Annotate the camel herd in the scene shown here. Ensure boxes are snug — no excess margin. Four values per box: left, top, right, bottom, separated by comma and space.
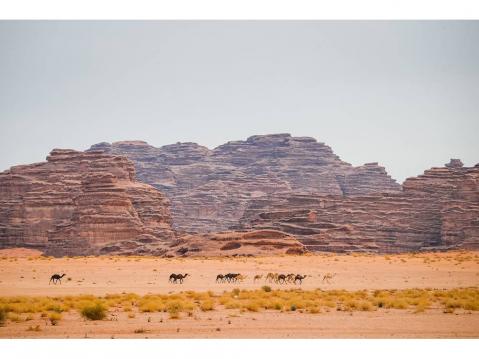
48, 272, 337, 285
216, 273, 247, 283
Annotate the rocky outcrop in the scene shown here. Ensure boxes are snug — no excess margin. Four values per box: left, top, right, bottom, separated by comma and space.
0, 149, 176, 256
89, 134, 400, 233
237, 161, 479, 253
171, 230, 305, 257
2, 135, 476, 255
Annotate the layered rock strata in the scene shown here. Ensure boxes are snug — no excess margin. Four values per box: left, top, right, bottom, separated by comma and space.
171, 230, 305, 257
89, 134, 400, 233
0, 149, 175, 256
237, 160, 479, 253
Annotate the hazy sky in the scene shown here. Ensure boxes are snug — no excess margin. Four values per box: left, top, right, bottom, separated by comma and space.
1, 21, 478, 183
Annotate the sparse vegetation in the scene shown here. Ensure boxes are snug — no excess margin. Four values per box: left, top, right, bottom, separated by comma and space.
80, 303, 107, 321
0, 308, 5, 326
0, 286, 477, 324
48, 312, 62, 325
200, 300, 215, 311
26, 325, 41, 332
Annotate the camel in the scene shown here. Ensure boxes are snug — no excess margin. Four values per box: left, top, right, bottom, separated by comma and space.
225, 273, 241, 283
49, 273, 66, 285
294, 274, 307, 284
235, 274, 247, 283
266, 272, 278, 283
322, 273, 336, 284
169, 273, 189, 284
286, 274, 295, 283
254, 274, 263, 282
216, 274, 225, 283
276, 274, 287, 284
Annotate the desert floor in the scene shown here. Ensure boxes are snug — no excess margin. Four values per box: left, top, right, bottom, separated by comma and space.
0, 249, 478, 338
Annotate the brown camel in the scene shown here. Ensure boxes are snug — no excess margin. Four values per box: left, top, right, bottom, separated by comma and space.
169, 273, 189, 284
49, 273, 66, 285
294, 274, 307, 284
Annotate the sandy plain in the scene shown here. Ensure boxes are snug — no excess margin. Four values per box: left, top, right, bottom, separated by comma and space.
0, 249, 478, 338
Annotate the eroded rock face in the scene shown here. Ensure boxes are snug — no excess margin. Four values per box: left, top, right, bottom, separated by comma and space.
0, 149, 175, 256
171, 230, 305, 257
89, 134, 400, 233
237, 161, 479, 253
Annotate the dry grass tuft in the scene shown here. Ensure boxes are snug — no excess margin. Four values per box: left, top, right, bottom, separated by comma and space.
80, 303, 107, 321
0, 309, 5, 326
200, 300, 215, 312
48, 312, 62, 325
26, 325, 41, 332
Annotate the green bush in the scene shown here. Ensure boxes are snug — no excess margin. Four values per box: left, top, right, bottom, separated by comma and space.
262, 286, 272, 292
80, 303, 107, 320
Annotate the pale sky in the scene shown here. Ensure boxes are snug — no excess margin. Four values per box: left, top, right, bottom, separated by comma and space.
1, 21, 478, 183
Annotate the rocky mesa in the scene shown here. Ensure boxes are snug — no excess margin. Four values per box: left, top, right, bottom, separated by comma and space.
1, 134, 477, 256
0, 149, 176, 256
89, 134, 401, 234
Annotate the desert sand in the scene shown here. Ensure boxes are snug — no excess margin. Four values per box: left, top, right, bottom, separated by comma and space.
0, 250, 478, 338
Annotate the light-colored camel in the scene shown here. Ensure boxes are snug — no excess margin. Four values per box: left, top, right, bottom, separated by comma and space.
322, 273, 336, 283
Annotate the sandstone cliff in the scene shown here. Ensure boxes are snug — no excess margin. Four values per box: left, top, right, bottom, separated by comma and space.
237, 160, 479, 253
0, 149, 176, 256
89, 134, 400, 233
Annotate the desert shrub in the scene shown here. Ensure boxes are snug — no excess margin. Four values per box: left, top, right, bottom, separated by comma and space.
8, 313, 22, 323
290, 304, 297, 311
244, 301, 260, 312
200, 300, 215, 311
46, 303, 65, 313
262, 286, 272, 292
273, 302, 283, 310
48, 312, 62, 326
309, 307, 320, 314
26, 325, 41, 332
166, 301, 184, 319
139, 299, 164, 313
0, 309, 5, 326
80, 303, 107, 320
359, 301, 374, 311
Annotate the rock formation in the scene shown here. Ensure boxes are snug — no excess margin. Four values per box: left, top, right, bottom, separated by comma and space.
0, 149, 176, 256
237, 160, 479, 253
89, 134, 401, 233
172, 230, 305, 257
2, 134, 476, 256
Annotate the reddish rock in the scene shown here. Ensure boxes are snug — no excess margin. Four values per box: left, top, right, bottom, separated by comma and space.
89, 134, 400, 233
174, 230, 305, 256
237, 161, 479, 253
0, 149, 176, 256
